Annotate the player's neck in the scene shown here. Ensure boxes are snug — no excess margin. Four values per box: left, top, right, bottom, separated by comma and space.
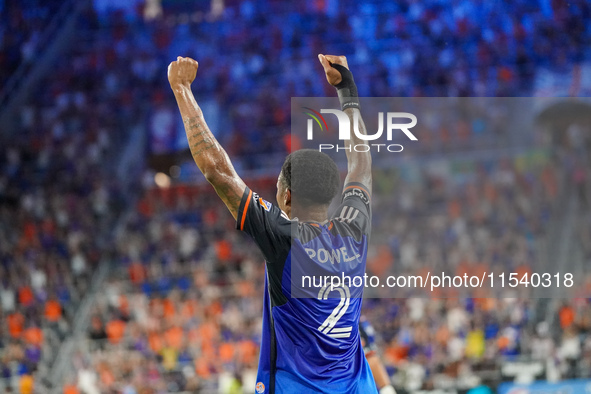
291, 204, 328, 223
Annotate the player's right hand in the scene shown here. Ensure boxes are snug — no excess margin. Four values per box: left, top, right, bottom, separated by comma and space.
318, 54, 349, 86
168, 56, 199, 89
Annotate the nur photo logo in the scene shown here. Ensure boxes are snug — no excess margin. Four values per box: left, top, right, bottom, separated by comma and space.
302, 107, 418, 153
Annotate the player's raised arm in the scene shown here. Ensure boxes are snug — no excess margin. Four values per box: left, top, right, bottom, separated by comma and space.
168, 57, 246, 220
318, 54, 372, 195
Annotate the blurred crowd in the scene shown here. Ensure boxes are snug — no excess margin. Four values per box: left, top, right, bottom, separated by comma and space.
368, 152, 557, 295
0, 0, 590, 393
360, 133, 591, 391
363, 296, 591, 392
81, 0, 591, 165
66, 186, 267, 393
0, 73, 126, 391
0, 0, 65, 89
0, 0, 127, 390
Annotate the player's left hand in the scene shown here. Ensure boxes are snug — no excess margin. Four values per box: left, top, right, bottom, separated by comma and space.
168, 56, 199, 89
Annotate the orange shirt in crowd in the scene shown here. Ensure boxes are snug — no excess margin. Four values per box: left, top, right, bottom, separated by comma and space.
201, 340, 215, 359
560, 305, 575, 329
205, 301, 222, 318
238, 340, 257, 365
19, 286, 34, 306
198, 321, 218, 344
385, 343, 408, 365
105, 319, 126, 344
100, 368, 115, 387
219, 342, 234, 363
237, 280, 255, 298
8, 312, 25, 338
514, 264, 532, 280
215, 239, 232, 261
181, 299, 199, 319
473, 297, 496, 312
128, 262, 146, 284
23, 326, 43, 346
497, 335, 510, 350
165, 326, 184, 350
149, 331, 163, 353
163, 298, 176, 319
195, 357, 211, 379
367, 245, 392, 278
63, 384, 79, 394
45, 299, 62, 322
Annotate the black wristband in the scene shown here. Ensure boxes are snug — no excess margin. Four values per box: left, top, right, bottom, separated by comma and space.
331, 63, 360, 110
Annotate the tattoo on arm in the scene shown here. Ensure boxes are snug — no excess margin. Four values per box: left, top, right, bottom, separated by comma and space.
174, 93, 246, 220
190, 138, 215, 153
213, 180, 243, 218
184, 115, 217, 157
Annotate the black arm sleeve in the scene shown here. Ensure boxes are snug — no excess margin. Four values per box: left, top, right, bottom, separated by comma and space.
330, 182, 372, 239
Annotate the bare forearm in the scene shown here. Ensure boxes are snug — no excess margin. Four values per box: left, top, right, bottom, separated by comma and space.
173, 85, 224, 175
172, 84, 244, 218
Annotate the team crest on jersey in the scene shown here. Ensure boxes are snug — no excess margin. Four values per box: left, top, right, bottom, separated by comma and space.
255, 382, 265, 393
258, 198, 272, 211
252, 193, 272, 212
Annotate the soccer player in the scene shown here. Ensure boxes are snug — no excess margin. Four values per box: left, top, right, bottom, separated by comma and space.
168, 54, 376, 393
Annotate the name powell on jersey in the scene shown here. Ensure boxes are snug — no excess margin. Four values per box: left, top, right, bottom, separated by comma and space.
305, 247, 360, 264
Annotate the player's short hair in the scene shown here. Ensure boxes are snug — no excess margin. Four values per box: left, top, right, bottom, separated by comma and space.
280, 149, 340, 206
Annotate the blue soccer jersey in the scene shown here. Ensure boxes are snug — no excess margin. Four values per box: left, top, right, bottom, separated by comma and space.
236, 182, 377, 394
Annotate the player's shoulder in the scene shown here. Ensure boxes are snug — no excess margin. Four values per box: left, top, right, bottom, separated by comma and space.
237, 188, 292, 239
325, 219, 367, 241
292, 220, 329, 245
252, 191, 290, 220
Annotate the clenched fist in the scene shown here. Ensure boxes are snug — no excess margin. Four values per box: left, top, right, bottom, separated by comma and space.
317, 54, 349, 86
168, 56, 199, 89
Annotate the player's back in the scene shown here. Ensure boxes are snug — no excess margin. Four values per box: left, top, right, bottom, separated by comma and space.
273, 217, 375, 393
236, 183, 376, 394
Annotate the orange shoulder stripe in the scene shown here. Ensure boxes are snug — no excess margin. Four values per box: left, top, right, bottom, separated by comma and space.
240, 189, 253, 231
